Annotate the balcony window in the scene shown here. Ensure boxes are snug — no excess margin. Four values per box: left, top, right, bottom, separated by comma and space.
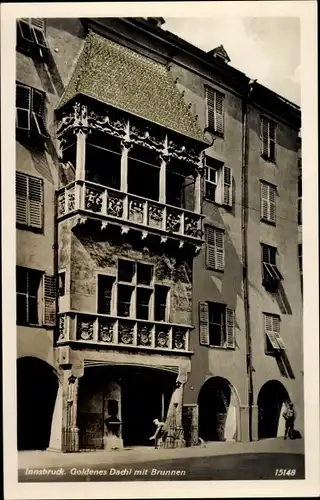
128, 145, 159, 201
117, 284, 133, 317
85, 131, 121, 190
118, 259, 135, 283
166, 159, 195, 210
97, 275, 115, 315
154, 285, 169, 321
136, 288, 152, 320
137, 263, 153, 286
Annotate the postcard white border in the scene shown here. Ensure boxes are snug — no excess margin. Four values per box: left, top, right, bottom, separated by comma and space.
1, 1, 319, 498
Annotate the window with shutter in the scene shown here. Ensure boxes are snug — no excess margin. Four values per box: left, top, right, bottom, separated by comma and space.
261, 244, 282, 287
17, 18, 48, 57
16, 266, 42, 325
206, 87, 224, 136
260, 181, 276, 224
200, 302, 235, 349
206, 227, 225, 271
199, 302, 209, 345
16, 83, 48, 139
264, 313, 285, 352
44, 275, 56, 326
16, 172, 43, 230
261, 117, 276, 161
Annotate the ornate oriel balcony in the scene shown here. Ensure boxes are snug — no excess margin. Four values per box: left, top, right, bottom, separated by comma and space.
57, 180, 202, 241
57, 312, 191, 354
56, 101, 206, 248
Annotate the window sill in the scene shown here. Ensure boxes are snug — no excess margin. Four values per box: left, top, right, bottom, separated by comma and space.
260, 218, 276, 227
205, 265, 224, 273
261, 154, 276, 164
205, 128, 224, 139
201, 343, 235, 350
16, 223, 44, 234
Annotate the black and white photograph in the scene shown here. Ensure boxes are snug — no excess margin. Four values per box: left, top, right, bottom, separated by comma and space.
1, 1, 318, 499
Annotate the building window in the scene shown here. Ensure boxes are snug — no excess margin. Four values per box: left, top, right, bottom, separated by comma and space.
97, 275, 115, 315
154, 285, 169, 321
199, 302, 235, 348
260, 181, 276, 224
264, 313, 286, 354
117, 284, 133, 317
16, 172, 43, 230
261, 116, 276, 161
205, 226, 225, 271
16, 83, 48, 140
17, 18, 48, 58
204, 157, 232, 207
16, 267, 42, 326
261, 244, 283, 291
298, 173, 302, 225
206, 87, 224, 136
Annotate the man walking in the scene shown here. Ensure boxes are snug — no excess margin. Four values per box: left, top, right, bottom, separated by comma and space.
283, 402, 296, 439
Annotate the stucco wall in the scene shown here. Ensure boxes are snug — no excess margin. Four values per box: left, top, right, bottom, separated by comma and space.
16, 19, 85, 362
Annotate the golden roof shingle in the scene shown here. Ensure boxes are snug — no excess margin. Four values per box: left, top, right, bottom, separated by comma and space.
58, 31, 207, 143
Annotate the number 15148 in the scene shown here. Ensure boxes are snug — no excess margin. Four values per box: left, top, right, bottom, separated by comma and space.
275, 469, 296, 477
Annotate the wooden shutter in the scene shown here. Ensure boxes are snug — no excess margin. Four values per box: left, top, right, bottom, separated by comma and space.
16, 84, 31, 131
199, 302, 209, 345
269, 184, 276, 223
16, 172, 28, 225
225, 307, 235, 348
261, 182, 269, 220
206, 87, 215, 131
206, 88, 224, 134
44, 275, 56, 325
269, 121, 276, 160
215, 91, 224, 135
31, 18, 45, 30
32, 89, 48, 137
28, 176, 43, 228
261, 117, 269, 157
264, 314, 285, 350
222, 165, 232, 206
206, 227, 224, 270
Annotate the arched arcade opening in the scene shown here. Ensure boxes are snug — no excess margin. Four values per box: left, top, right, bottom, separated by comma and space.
257, 380, 290, 439
198, 376, 239, 442
17, 357, 59, 450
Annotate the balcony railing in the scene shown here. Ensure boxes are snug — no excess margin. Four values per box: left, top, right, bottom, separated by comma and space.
57, 181, 203, 240
58, 312, 191, 354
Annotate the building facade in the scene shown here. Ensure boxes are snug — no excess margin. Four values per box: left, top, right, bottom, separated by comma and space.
16, 17, 303, 452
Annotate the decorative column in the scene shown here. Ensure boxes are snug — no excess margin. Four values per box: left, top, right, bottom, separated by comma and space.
120, 136, 132, 221
75, 130, 87, 181
159, 137, 169, 204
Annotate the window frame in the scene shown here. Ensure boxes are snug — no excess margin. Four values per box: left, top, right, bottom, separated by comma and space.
17, 18, 48, 58
16, 171, 44, 232
199, 301, 235, 349
96, 259, 170, 322
261, 116, 277, 162
16, 266, 43, 326
261, 243, 283, 286
16, 83, 48, 140
263, 312, 286, 354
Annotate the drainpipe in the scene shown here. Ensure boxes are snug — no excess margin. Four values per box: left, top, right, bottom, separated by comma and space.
241, 79, 256, 441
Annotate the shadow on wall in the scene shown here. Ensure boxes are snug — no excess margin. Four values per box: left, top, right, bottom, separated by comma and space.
275, 351, 295, 379
272, 281, 293, 315
33, 52, 64, 97
17, 140, 54, 184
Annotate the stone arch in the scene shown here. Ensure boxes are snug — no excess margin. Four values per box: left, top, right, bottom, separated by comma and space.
17, 357, 59, 450
198, 376, 240, 442
257, 380, 290, 439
